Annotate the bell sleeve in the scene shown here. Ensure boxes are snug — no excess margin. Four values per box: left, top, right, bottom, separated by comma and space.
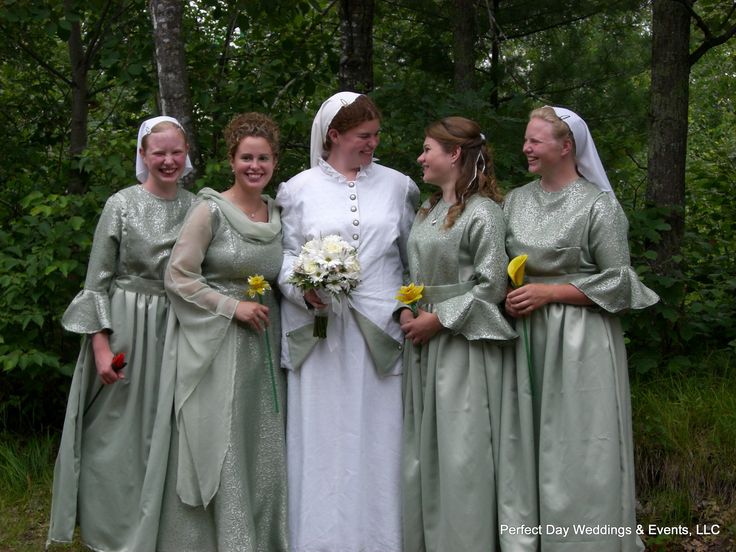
573, 193, 660, 313
61, 193, 123, 334
164, 199, 240, 507
434, 201, 518, 341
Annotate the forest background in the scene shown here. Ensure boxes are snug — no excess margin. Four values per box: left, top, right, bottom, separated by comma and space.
0, 0, 734, 549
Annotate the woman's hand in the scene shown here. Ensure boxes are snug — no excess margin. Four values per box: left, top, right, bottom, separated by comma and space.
91, 331, 124, 385
304, 289, 328, 310
399, 308, 415, 326
235, 301, 270, 332
400, 309, 443, 345
505, 283, 592, 317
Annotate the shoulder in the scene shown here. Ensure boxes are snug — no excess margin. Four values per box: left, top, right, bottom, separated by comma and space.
102, 185, 141, 215
465, 195, 505, 230
282, 166, 324, 189
468, 194, 503, 217
367, 163, 419, 198
177, 187, 197, 204
276, 167, 323, 204
369, 162, 413, 184
108, 183, 142, 203
589, 189, 626, 226
571, 179, 621, 214
504, 180, 538, 203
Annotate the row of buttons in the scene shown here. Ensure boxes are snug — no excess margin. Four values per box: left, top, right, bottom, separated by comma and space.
349, 183, 359, 241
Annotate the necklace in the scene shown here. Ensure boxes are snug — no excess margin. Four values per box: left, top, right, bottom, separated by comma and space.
429, 200, 449, 225
245, 201, 265, 219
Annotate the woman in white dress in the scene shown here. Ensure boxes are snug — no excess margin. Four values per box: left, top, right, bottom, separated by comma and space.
277, 92, 419, 552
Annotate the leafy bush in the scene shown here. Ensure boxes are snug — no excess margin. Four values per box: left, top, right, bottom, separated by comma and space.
0, 188, 107, 431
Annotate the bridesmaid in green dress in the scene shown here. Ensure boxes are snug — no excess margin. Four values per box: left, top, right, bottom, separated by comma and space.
47, 116, 195, 551
504, 106, 659, 551
400, 117, 536, 552
157, 112, 288, 551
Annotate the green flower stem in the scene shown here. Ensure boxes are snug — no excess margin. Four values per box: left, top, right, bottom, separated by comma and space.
258, 296, 279, 413
521, 316, 534, 398
314, 313, 328, 338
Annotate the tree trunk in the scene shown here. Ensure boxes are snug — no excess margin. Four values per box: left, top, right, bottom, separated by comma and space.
453, 0, 476, 93
646, 0, 691, 273
149, 0, 198, 185
66, 0, 88, 195
338, 0, 374, 93
490, 0, 500, 107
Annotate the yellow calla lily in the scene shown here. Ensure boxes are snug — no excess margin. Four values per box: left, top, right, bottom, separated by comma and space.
507, 254, 528, 288
396, 283, 424, 306
246, 274, 272, 298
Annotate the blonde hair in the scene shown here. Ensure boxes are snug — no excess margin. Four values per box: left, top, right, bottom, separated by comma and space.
140, 121, 187, 151
529, 106, 576, 155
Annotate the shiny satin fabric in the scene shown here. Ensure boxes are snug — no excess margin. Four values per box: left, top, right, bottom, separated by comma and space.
402, 196, 537, 552
504, 178, 658, 551
48, 184, 194, 552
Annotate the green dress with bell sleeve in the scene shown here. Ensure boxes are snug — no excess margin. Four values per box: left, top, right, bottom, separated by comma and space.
47, 184, 194, 552
503, 178, 658, 552
402, 195, 537, 552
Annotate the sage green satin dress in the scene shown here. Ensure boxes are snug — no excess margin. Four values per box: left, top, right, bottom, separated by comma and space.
503, 179, 659, 551
157, 188, 288, 552
47, 184, 194, 551
402, 196, 537, 552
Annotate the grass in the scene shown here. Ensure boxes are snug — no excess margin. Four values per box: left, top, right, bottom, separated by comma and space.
632, 351, 736, 549
0, 433, 85, 551
1, 353, 735, 550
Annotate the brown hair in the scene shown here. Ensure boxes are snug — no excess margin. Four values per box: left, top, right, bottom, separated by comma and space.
420, 116, 502, 228
224, 112, 280, 161
529, 106, 576, 155
141, 121, 187, 151
323, 95, 382, 156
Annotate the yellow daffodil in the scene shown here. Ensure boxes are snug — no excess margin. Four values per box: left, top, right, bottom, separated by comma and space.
396, 283, 424, 316
246, 275, 272, 298
396, 283, 424, 306
507, 254, 528, 288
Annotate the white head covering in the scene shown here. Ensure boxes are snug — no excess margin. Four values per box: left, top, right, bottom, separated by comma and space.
309, 92, 361, 168
135, 115, 194, 183
551, 106, 613, 194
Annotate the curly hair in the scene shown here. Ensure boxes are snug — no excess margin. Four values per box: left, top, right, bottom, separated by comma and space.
419, 116, 502, 229
224, 112, 280, 161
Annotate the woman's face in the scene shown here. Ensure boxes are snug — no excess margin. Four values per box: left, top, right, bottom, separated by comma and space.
230, 136, 276, 192
140, 127, 188, 189
328, 118, 380, 168
523, 117, 568, 176
417, 136, 458, 187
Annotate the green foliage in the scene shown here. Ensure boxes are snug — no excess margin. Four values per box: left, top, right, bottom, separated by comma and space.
0, 189, 107, 431
0, 0, 733, 427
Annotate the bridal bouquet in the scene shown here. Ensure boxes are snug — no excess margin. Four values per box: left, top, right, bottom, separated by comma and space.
288, 234, 361, 338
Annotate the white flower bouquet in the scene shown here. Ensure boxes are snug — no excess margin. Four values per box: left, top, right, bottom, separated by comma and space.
288, 234, 361, 337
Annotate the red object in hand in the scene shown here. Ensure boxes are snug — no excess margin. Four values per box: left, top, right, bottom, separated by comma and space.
111, 352, 127, 371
